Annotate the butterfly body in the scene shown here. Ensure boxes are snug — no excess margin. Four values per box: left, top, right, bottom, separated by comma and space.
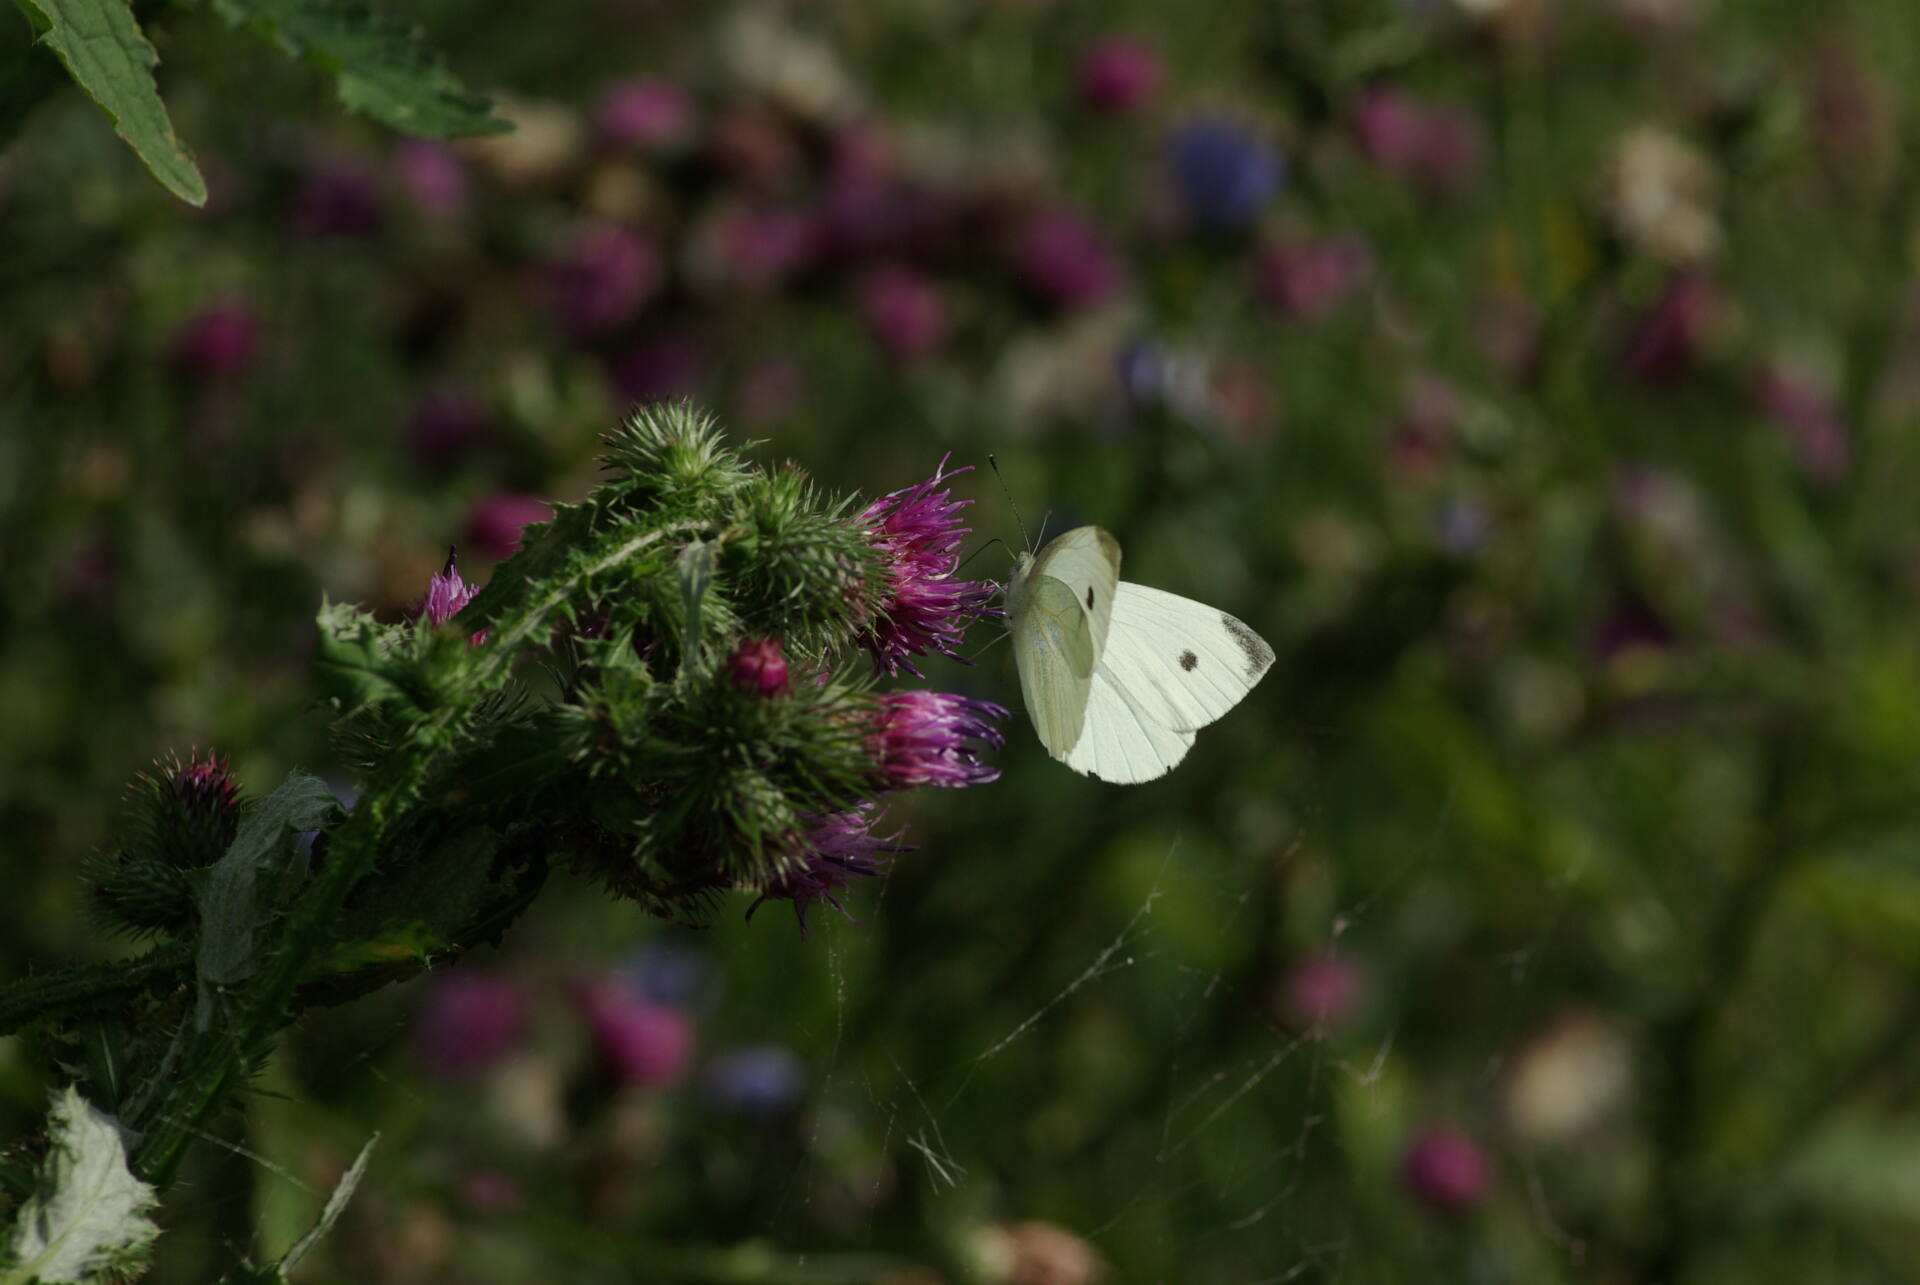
1006, 525, 1273, 783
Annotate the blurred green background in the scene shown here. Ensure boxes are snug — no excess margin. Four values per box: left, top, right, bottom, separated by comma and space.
10, 0, 1920, 1280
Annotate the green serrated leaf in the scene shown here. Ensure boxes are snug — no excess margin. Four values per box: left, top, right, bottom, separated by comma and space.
678, 538, 718, 663
195, 771, 340, 1025
2, 1086, 159, 1285
314, 598, 410, 711
13, 0, 207, 204
193, 0, 507, 137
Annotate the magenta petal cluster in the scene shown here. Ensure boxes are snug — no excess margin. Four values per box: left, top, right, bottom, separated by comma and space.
1401, 1126, 1492, 1216
874, 690, 1006, 789
414, 972, 527, 1079
857, 458, 998, 676
581, 980, 694, 1087
727, 637, 791, 697
751, 805, 913, 934
421, 550, 480, 627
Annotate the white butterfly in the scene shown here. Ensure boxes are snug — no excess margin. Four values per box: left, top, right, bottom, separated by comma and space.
1005, 525, 1274, 783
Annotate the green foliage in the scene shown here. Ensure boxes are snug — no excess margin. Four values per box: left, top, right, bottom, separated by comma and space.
0, 1087, 157, 1285
190, 0, 508, 138
215, 1135, 375, 1283
10, 0, 205, 204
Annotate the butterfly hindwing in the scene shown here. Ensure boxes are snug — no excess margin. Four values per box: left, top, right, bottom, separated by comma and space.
1063, 663, 1197, 783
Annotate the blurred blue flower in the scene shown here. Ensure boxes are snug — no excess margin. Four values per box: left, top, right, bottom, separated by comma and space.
1165, 118, 1285, 231
622, 939, 724, 1013
1117, 339, 1168, 405
703, 1043, 807, 1115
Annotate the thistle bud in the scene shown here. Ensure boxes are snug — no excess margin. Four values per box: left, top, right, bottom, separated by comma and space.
727, 637, 790, 697
89, 751, 245, 935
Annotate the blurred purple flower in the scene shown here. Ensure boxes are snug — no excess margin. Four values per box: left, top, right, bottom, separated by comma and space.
857, 458, 998, 675
751, 805, 912, 933
1117, 339, 1169, 406
1252, 234, 1373, 320
606, 333, 704, 404
595, 78, 695, 151
170, 304, 260, 381
581, 980, 694, 1087
873, 691, 1006, 790
544, 223, 661, 338
290, 160, 383, 239
392, 140, 469, 221
1281, 953, 1365, 1030
1165, 118, 1285, 231
711, 205, 820, 293
728, 637, 791, 697
1016, 208, 1123, 310
406, 387, 491, 472
1076, 36, 1161, 114
1623, 271, 1718, 385
415, 973, 527, 1079
622, 940, 722, 1013
1755, 364, 1850, 484
1401, 1127, 1492, 1215
1351, 88, 1484, 198
857, 264, 949, 363
703, 1044, 808, 1114
464, 493, 551, 561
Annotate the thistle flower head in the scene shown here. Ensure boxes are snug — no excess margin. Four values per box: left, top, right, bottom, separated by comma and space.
750, 805, 913, 934
420, 548, 480, 628
857, 458, 998, 675
873, 691, 1006, 790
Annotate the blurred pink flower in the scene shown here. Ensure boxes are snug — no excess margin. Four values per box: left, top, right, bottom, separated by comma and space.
1351, 88, 1485, 198
1755, 363, 1850, 484
1016, 208, 1123, 310
1623, 272, 1719, 384
1076, 37, 1161, 114
415, 973, 527, 1079
857, 264, 949, 363
392, 140, 469, 221
1252, 234, 1372, 320
581, 981, 694, 1087
595, 78, 694, 151
543, 223, 661, 338
1281, 953, 1365, 1029
1401, 1127, 1492, 1215
464, 493, 551, 561
457, 1170, 524, 1214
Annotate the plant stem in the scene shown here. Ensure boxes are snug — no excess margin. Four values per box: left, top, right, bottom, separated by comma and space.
0, 941, 193, 1038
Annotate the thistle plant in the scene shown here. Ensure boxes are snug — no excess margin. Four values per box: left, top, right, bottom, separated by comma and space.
0, 404, 1002, 1280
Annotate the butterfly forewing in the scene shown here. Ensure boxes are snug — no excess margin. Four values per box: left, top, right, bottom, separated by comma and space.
1030, 526, 1121, 663
1097, 582, 1275, 733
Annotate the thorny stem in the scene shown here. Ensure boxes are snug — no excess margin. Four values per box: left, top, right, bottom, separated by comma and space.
0, 941, 194, 1038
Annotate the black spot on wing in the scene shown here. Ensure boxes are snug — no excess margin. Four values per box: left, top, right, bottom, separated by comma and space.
1085, 586, 1096, 609
1179, 649, 1198, 671
1221, 613, 1274, 679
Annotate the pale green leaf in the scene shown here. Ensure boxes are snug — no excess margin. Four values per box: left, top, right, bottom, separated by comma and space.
282, 1133, 375, 1269
678, 538, 717, 662
2, 1086, 159, 1285
13, 0, 206, 204
194, 0, 508, 137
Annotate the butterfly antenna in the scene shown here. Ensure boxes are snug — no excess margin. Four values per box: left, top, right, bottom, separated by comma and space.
956, 537, 1011, 575
1035, 508, 1052, 549
987, 455, 1032, 551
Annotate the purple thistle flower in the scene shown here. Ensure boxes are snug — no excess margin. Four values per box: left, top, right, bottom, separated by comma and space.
750, 805, 913, 934
1076, 36, 1162, 114
392, 139, 470, 221
168, 750, 242, 820
873, 691, 1006, 790
703, 1044, 807, 1115
1401, 1126, 1492, 1216
857, 459, 999, 676
170, 303, 261, 381
1016, 208, 1124, 311
1165, 118, 1285, 232
580, 979, 694, 1087
419, 549, 484, 645
596, 78, 695, 151
414, 972, 527, 1079
543, 223, 662, 338
464, 493, 551, 561
728, 637, 791, 697
857, 263, 949, 363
